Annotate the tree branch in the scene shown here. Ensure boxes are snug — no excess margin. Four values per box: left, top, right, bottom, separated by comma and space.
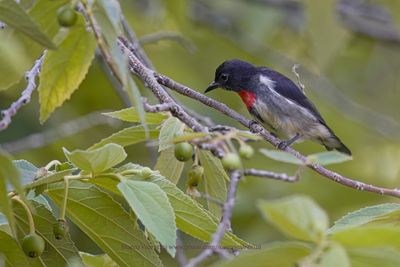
243, 168, 299, 182
152, 69, 400, 198
185, 170, 241, 267
0, 52, 45, 132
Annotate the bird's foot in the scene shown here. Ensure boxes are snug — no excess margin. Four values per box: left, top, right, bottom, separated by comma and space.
277, 141, 289, 150
249, 120, 261, 133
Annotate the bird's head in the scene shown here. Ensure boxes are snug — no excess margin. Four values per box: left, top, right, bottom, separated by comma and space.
205, 59, 257, 93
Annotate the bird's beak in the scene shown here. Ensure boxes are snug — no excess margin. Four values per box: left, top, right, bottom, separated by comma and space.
205, 82, 219, 93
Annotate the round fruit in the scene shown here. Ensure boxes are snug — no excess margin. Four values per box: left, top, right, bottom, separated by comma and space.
53, 219, 68, 240
187, 165, 204, 187
21, 233, 45, 258
57, 6, 77, 27
174, 142, 193, 162
221, 153, 241, 170
141, 167, 153, 178
239, 145, 254, 159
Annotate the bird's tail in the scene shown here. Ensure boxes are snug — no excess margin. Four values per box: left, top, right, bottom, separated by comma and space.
322, 134, 352, 156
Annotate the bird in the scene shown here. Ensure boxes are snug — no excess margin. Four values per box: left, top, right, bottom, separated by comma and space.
205, 59, 351, 156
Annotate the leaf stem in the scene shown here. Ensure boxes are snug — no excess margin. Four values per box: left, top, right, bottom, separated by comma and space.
11, 195, 35, 234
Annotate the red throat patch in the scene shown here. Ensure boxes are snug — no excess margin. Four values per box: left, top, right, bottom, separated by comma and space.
238, 90, 256, 109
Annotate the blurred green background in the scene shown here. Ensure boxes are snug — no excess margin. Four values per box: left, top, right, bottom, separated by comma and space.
1, 0, 400, 263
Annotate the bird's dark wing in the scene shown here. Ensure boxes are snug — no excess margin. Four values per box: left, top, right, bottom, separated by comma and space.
258, 67, 327, 125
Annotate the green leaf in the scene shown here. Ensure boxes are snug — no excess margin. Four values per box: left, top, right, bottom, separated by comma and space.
328, 203, 400, 234
307, 151, 352, 166
0, 0, 56, 49
0, 149, 19, 236
38, 23, 96, 123
0, 230, 31, 266
23, 169, 75, 191
63, 143, 127, 174
214, 241, 310, 267
331, 226, 400, 249
198, 150, 227, 218
90, 170, 250, 248
347, 247, 400, 267
173, 132, 209, 143
80, 252, 117, 267
13, 160, 38, 186
89, 125, 160, 150
257, 195, 329, 242
259, 149, 303, 165
46, 181, 162, 267
103, 108, 168, 124
158, 117, 183, 151
154, 148, 184, 184
0, 0, 68, 90
12, 200, 82, 266
118, 180, 177, 257
319, 243, 350, 267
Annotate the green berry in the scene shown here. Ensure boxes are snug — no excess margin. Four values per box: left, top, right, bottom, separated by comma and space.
239, 145, 254, 159
174, 142, 193, 162
141, 167, 153, 178
21, 233, 45, 258
53, 219, 68, 240
187, 165, 204, 187
57, 6, 77, 27
221, 153, 241, 171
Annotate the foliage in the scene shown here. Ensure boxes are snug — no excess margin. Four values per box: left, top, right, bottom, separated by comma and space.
1, 0, 400, 266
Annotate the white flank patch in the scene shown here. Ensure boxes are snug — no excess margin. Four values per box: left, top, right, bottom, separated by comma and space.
259, 75, 276, 90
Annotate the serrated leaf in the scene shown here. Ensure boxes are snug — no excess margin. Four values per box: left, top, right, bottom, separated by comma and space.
118, 180, 177, 257
158, 117, 183, 151
103, 108, 168, 124
0, 0, 68, 90
257, 195, 329, 242
198, 150, 227, 218
331, 226, 400, 249
328, 203, 400, 234
307, 151, 352, 166
89, 125, 159, 150
259, 149, 303, 165
154, 148, 184, 184
80, 252, 118, 267
90, 170, 251, 248
0, 230, 31, 266
46, 181, 162, 267
214, 241, 310, 267
12, 200, 82, 266
0, 149, 19, 236
0, 0, 56, 49
23, 169, 74, 191
63, 143, 127, 174
13, 160, 38, 186
347, 247, 400, 267
319, 243, 350, 267
39, 23, 96, 123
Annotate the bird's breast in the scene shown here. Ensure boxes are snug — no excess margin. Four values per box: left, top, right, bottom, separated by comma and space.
238, 90, 256, 109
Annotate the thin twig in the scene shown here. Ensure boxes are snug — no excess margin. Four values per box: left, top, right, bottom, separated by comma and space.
0, 52, 46, 132
243, 168, 299, 182
292, 64, 305, 93
185, 170, 241, 267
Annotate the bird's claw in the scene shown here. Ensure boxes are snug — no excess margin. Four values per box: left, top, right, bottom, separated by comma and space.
277, 141, 289, 150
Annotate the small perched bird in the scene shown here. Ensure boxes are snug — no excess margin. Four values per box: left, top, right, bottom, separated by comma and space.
205, 59, 351, 155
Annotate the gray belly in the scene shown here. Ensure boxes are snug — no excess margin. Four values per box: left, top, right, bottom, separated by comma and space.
254, 97, 331, 141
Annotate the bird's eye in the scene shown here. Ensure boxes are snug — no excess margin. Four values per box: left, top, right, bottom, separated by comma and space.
220, 73, 229, 82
